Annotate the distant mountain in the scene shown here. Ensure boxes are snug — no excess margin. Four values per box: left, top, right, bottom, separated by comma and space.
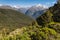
0, 8, 34, 31
17, 7, 29, 14
0, 5, 17, 10
0, 5, 29, 14
25, 4, 47, 19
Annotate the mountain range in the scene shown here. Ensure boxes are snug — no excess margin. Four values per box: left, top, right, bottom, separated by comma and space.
25, 4, 47, 19
0, 4, 48, 19
17, 7, 29, 14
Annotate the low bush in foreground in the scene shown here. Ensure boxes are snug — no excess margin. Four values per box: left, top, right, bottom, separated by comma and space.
0, 25, 60, 40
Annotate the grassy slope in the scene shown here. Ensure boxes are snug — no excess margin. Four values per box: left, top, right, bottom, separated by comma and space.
0, 8, 34, 31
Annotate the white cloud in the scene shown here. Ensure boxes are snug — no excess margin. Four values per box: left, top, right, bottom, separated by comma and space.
45, 2, 55, 8
0, 4, 3, 6
11, 5, 31, 8
45, 1, 56, 5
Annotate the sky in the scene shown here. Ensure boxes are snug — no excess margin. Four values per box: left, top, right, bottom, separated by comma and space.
0, 0, 57, 8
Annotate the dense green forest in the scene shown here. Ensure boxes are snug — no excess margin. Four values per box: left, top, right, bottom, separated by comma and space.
0, 1, 60, 40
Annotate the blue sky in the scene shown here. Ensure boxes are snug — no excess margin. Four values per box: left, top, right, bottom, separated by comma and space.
0, 0, 57, 7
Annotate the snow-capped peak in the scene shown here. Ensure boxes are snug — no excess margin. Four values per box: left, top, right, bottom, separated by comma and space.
36, 4, 43, 7
12, 5, 21, 8
35, 4, 48, 9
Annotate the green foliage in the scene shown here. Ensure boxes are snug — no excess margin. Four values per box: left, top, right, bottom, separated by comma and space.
36, 10, 53, 26
35, 2, 60, 40
48, 23, 60, 33
0, 25, 59, 40
36, 2, 60, 26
